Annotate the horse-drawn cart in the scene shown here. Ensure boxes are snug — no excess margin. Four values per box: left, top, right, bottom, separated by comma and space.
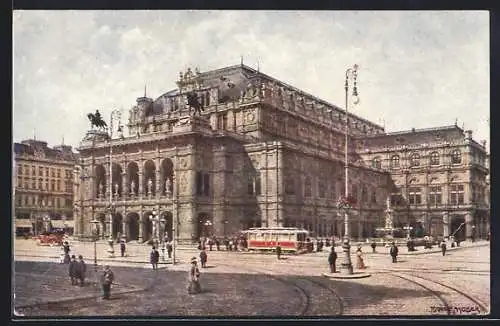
34, 231, 65, 246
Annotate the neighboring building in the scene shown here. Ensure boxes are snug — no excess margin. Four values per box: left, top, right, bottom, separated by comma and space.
74, 64, 489, 244
357, 127, 490, 241
13, 139, 79, 236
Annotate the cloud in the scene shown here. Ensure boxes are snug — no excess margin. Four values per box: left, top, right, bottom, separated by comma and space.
12, 10, 489, 151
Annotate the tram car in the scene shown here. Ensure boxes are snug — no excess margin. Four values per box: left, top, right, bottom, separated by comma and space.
244, 227, 309, 253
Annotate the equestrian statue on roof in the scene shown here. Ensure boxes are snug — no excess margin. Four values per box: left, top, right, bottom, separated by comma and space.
87, 110, 108, 130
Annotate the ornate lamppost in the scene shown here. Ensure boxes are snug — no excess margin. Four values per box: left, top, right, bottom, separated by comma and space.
338, 64, 360, 275
90, 218, 99, 280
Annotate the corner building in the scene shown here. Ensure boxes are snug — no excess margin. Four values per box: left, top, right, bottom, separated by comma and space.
74, 65, 489, 243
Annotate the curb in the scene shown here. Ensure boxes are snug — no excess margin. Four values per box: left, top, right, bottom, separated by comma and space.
322, 272, 371, 279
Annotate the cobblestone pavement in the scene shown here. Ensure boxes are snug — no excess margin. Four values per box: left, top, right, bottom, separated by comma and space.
13, 239, 490, 317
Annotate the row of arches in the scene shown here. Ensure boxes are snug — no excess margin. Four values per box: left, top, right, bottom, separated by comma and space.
92, 212, 214, 242
94, 158, 174, 198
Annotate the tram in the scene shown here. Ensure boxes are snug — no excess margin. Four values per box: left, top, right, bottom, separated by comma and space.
243, 227, 309, 253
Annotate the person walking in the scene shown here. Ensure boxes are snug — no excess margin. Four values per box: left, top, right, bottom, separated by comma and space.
440, 240, 447, 256
276, 244, 282, 260
167, 241, 173, 259
390, 241, 399, 263
101, 265, 114, 300
328, 246, 337, 273
150, 246, 160, 270
68, 255, 78, 285
371, 240, 377, 253
77, 255, 86, 286
199, 249, 208, 268
356, 246, 366, 269
120, 239, 126, 257
63, 241, 71, 264
187, 257, 201, 294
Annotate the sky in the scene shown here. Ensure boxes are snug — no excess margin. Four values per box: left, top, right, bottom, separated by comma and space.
13, 10, 490, 150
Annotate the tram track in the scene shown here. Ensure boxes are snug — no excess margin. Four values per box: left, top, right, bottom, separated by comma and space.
387, 271, 487, 315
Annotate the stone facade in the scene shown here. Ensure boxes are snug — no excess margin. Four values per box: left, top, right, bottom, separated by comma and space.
13, 140, 78, 235
74, 64, 489, 243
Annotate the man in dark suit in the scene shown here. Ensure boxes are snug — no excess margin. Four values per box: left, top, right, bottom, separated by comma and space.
328, 247, 337, 273
390, 242, 399, 263
150, 246, 160, 270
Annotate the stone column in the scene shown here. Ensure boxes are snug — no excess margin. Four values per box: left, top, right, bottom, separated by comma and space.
465, 211, 473, 240
138, 172, 144, 198
122, 172, 128, 199
138, 214, 144, 242
442, 211, 449, 237
155, 169, 161, 198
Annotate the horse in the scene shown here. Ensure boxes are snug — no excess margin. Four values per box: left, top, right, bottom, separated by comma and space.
186, 92, 204, 116
87, 110, 108, 130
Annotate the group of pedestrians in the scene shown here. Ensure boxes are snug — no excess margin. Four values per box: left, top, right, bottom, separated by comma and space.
68, 255, 87, 286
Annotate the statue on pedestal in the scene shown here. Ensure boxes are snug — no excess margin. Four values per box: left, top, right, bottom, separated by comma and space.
130, 180, 136, 196
165, 178, 172, 197
148, 179, 153, 195
114, 183, 119, 197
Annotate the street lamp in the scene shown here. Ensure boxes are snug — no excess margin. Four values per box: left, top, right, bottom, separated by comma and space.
107, 109, 122, 257
90, 219, 99, 280
339, 64, 360, 275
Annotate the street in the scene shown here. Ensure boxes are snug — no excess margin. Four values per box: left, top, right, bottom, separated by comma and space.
13, 239, 490, 316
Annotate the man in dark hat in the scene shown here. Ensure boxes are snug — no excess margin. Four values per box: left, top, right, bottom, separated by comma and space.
328, 246, 337, 273
68, 255, 78, 285
150, 246, 160, 270
390, 241, 399, 263
120, 238, 126, 257
199, 249, 208, 268
77, 255, 87, 286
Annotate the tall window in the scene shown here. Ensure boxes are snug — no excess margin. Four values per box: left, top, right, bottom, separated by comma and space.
429, 185, 442, 205
351, 184, 358, 202
372, 157, 382, 169
18, 165, 23, 175
362, 186, 368, 203
285, 175, 295, 195
203, 173, 210, 196
391, 155, 400, 169
217, 112, 228, 130
371, 190, 377, 203
430, 152, 440, 166
318, 179, 326, 198
57, 170, 61, 178
304, 177, 312, 197
39, 167, 43, 176
410, 153, 420, 167
391, 193, 402, 206
247, 173, 261, 195
450, 184, 464, 205
451, 150, 462, 164
32, 166, 36, 176
408, 187, 422, 205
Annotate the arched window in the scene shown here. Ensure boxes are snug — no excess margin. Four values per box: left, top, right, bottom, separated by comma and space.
318, 179, 326, 198
430, 152, 440, 166
451, 150, 462, 164
372, 157, 382, 169
205, 91, 210, 106
410, 153, 420, 167
362, 186, 368, 203
391, 155, 400, 169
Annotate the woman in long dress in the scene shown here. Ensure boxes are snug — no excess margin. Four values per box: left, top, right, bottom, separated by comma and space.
356, 246, 366, 269
187, 257, 201, 294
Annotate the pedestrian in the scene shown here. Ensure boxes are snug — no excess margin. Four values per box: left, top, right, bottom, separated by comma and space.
167, 241, 173, 259
440, 240, 447, 256
59, 246, 66, 264
200, 249, 208, 268
215, 238, 220, 251
208, 239, 213, 251
63, 241, 71, 264
328, 246, 337, 273
187, 257, 201, 294
276, 244, 282, 260
120, 239, 126, 257
356, 246, 366, 269
101, 265, 114, 300
77, 255, 86, 286
390, 241, 399, 263
371, 240, 377, 253
68, 255, 78, 285
150, 246, 160, 270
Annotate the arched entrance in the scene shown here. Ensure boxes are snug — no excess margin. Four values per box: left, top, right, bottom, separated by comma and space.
161, 211, 174, 241
450, 215, 466, 241
113, 213, 123, 239
428, 217, 444, 238
196, 213, 212, 240
142, 212, 153, 242
126, 212, 139, 241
